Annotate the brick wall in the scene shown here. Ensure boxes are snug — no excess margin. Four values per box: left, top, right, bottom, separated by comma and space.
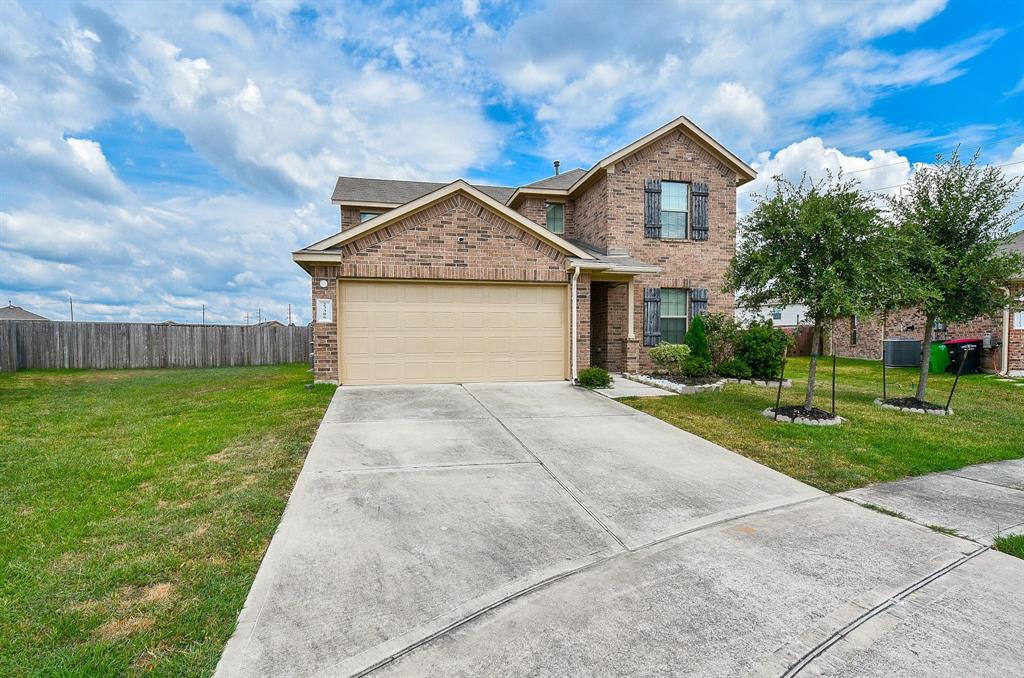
833, 306, 1005, 370
338, 194, 567, 282
309, 264, 340, 383
1008, 282, 1024, 374
580, 130, 738, 372
575, 272, 591, 372
571, 174, 609, 250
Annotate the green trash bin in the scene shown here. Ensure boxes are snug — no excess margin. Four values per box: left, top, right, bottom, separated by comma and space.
929, 340, 950, 373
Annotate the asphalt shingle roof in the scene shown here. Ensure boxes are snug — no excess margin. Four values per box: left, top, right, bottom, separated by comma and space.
0, 304, 49, 320
523, 168, 587, 190
1000, 230, 1024, 256
332, 177, 515, 205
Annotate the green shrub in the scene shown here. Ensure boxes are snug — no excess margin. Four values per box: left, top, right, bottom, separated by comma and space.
703, 312, 742, 367
735, 322, 792, 380
577, 366, 613, 389
717, 357, 752, 379
684, 314, 712, 362
649, 342, 691, 375
680, 355, 713, 378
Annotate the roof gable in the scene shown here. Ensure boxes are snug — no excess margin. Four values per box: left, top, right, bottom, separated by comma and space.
569, 115, 756, 191
301, 180, 593, 260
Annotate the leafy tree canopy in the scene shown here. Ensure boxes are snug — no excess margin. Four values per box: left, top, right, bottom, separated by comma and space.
726, 173, 891, 327
886, 148, 1024, 323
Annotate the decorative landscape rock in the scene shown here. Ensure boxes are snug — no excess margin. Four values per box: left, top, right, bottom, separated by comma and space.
623, 373, 727, 395
874, 397, 951, 416
762, 406, 844, 426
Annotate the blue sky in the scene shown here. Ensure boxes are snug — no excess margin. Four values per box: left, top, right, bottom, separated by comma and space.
2, 0, 1022, 323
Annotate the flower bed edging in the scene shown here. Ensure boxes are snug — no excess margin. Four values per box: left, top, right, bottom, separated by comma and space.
725, 378, 792, 388
873, 398, 951, 416
761, 407, 844, 426
623, 373, 727, 395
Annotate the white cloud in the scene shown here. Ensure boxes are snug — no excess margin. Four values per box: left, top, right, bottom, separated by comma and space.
462, 0, 480, 20
740, 138, 914, 217
703, 82, 769, 135
489, 0, 993, 164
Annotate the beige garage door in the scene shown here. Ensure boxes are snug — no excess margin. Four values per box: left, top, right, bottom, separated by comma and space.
339, 280, 567, 385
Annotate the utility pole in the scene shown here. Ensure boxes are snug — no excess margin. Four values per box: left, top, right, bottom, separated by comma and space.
288, 303, 292, 325
257, 307, 261, 324
69, 295, 74, 321
245, 312, 250, 325
202, 303, 206, 325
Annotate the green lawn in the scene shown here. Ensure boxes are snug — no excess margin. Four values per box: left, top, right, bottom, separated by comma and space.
624, 357, 1023, 493
993, 534, 1024, 560
0, 365, 335, 677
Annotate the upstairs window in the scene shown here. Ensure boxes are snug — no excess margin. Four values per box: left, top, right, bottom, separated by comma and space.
1014, 310, 1024, 330
660, 288, 688, 344
660, 181, 689, 239
359, 211, 381, 223
545, 202, 565, 235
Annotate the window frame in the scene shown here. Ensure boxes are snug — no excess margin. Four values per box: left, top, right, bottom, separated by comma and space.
659, 181, 689, 239
659, 288, 689, 344
1014, 310, 1024, 330
545, 201, 565, 235
359, 211, 382, 223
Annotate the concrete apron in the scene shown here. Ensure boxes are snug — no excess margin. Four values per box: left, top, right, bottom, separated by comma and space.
215, 382, 1024, 678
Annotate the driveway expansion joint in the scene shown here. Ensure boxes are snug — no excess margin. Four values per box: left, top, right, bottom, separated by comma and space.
353, 494, 837, 678
779, 544, 991, 677
305, 460, 541, 475
460, 384, 631, 551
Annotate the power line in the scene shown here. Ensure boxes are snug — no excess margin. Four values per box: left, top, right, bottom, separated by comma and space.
860, 159, 1024, 194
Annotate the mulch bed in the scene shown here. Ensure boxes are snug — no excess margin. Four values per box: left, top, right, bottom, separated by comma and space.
876, 397, 950, 415
770, 406, 836, 421
882, 397, 945, 411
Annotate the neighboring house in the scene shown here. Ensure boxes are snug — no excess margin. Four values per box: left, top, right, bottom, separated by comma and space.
0, 304, 49, 321
738, 303, 810, 328
832, 230, 1024, 375
292, 116, 755, 385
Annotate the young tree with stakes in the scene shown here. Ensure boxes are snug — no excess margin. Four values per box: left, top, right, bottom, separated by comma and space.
727, 173, 889, 413
885, 149, 1023, 403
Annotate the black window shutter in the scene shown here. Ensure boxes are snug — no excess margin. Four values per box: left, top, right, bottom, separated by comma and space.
643, 287, 661, 346
690, 288, 708, 317
644, 179, 662, 238
691, 181, 709, 241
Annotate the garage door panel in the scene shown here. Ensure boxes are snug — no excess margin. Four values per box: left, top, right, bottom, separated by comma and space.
340, 281, 566, 385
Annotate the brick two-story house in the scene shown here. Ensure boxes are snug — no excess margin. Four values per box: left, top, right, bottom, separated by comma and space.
292, 116, 756, 385
832, 230, 1024, 375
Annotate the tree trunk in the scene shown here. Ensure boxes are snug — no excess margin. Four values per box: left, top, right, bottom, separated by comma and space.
915, 315, 934, 402
805, 320, 822, 410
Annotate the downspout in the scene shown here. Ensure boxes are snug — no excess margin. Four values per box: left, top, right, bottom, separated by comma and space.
571, 265, 580, 383
1001, 287, 1010, 375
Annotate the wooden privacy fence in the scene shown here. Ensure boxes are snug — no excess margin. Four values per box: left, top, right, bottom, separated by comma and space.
0, 320, 311, 372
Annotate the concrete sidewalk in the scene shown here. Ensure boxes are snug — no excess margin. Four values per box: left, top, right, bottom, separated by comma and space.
215, 382, 1024, 678
839, 459, 1024, 543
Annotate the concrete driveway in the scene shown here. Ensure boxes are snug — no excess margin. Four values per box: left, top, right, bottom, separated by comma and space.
216, 382, 1024, 678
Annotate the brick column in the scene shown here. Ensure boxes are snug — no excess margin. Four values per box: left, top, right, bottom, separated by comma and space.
623, 338, 640, 373
310, 265, 339, 383
575, 272, 591, 375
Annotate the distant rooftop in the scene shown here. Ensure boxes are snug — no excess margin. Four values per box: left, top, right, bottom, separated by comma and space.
0, 304, 49, 321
